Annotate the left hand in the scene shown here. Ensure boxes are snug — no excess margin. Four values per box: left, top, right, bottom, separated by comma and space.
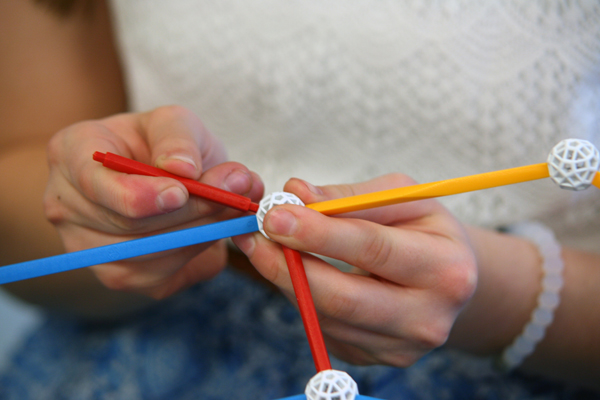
233, 174, 477, 367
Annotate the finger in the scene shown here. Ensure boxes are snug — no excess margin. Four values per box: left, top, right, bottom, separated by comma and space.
72, 147, 261, 233
52, 167, 258, 238
137, 105, 227, 179
314, 274, 454, 350
283, 175, 439, 226
234, 229, 412, 331
87, 164, 259, 234
323, 330, 427, 368
261, 203, 466, 288
45, 121, 181, 229
91, 241, 210, 289
92, 240, 227, 299
234, 232, 457, 346
323, 324, 423, 367
151, 240, 228, 298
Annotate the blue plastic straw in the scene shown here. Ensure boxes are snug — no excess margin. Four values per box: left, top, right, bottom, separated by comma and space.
0, 215, 258, 285
274, 396, 384, 400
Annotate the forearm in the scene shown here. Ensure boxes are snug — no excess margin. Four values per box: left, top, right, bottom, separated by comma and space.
0, 143, 155, 319
0, 144, 62, 265
0, 0, 157, 319
448, 226, 600, 389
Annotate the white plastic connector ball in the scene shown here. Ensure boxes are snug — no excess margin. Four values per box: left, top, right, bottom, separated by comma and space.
256, 192, 305, 239
547, 138, 599, 191
305, 370, 359, 400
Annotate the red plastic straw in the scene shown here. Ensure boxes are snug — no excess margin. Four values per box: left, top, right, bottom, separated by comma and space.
94, 152, 259, 213
282, 246, 331, 372
94, 152, 330, 371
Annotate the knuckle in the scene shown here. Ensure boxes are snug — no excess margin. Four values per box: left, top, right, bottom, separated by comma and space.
398, 320, 451, 359
386, 172, 418, 187
120, 191, 150, 220
45, 135, 63, 165
191, 196, 217, 218
416, 321, 451, 349
147, 287, 172, 301
380, 351, 422, 368
335, 183, 358, 199
96, 265, 164, 294
249, 251, 285, 286
98, 189, 150, 231
95, 269, 136, 292
355, 228, 393, 272
328, 348, 372, 367
101, 208, 144, 232
320, 289, 359, 321
46, 120, 103, 163
103, 181, 157, 228
440, 251, 478, 305
43, 195, 67, 225
150, 105, 197, 126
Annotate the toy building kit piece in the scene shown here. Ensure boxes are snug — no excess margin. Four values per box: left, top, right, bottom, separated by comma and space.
305, 369, 359, 400
257, 192, 305, 239
94, 151, 260, 212
546, 138, 600, 191
307, 163, 550, 215
256, 192, 331, 371
2, 139, 598, 286
0, 139, 598, 399
282, 245, 332, 372
0, 215, 259, 285
276, 395, 382, 400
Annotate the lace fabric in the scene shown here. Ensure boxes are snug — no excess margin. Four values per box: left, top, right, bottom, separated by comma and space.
109, 0, 600, 250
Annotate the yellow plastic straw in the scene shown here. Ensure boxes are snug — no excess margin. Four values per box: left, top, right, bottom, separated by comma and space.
594, 171, 600, 189
307, 163, 550, 215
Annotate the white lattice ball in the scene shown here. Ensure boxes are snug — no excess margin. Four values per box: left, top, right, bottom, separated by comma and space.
547, 139, 599, 191
305, 370, 359, 400
256, 192, 305, 239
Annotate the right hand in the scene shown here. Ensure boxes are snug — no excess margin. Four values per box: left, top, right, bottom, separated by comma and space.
44, 105, 264, 299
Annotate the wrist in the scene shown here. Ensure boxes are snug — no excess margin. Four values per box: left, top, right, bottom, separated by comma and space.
446, 225, 542, 355
498, 222, 564, 370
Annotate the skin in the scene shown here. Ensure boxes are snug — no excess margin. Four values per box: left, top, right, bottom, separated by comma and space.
44, 107, 264, 299
233, 177, 600, 390
1, 0, 599, 390
0, 0, 264, 315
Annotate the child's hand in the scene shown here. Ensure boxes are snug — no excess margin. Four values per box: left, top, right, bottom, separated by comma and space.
44, 106, 263, 299
233, 174, 476, 367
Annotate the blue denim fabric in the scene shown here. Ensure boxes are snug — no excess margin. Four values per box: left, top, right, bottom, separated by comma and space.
0, 269, 594, 400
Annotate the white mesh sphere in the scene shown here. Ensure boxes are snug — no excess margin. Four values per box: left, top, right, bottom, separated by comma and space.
547, 139, 599, 191
305, 370, 359, 400
256, 192, 305, 239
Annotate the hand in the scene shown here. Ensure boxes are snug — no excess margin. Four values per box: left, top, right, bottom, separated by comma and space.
44, 105, 264, 299
233, 174, 477, 367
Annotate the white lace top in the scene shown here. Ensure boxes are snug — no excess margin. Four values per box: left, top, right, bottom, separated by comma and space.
108, 0, 600, 251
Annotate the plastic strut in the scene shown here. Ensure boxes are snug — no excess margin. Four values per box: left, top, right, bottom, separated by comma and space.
282, 246, 331, 372
93, 152, 259, 213
0, 215, 258, 285
274, 395, 384, 400
307, 163, 550, 215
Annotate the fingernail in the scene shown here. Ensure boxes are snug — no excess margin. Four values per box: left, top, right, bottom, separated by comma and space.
156, 155, 197, 171
156, 186, 187, 212
303, 180, 323, 195
265, 208, 298, 236
223, 169, 251, 194
168, 155, 197, 169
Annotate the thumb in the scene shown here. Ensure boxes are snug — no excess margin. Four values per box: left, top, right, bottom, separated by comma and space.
140, 105, 228, 179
